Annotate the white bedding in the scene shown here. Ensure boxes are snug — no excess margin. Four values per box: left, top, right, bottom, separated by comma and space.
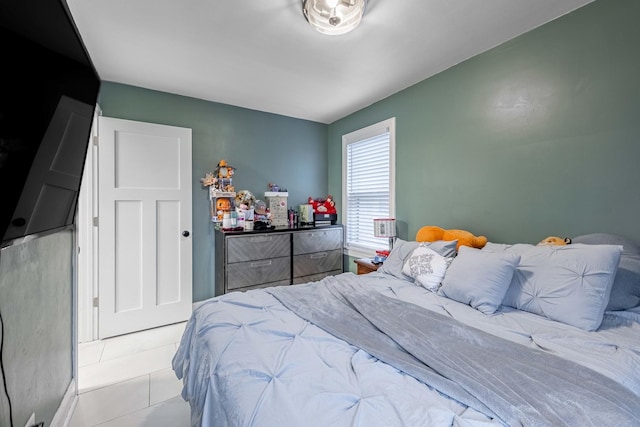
173, 272, 640, 426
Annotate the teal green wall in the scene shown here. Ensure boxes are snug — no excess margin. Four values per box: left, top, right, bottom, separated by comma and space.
329, 0, 640, 247
98, 83, 327, 300
98, 0, 640, 296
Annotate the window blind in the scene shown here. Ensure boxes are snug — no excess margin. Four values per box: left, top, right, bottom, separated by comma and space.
345, 131, 391, 253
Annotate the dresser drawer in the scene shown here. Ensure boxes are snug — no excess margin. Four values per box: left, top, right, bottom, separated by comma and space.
226, 256, 291, 290
293, 228, 343, 255
227, 233, 290, 263
293, 249, 342, 278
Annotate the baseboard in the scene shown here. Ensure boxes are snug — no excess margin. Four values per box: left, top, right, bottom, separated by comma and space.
50, 380, 78, 427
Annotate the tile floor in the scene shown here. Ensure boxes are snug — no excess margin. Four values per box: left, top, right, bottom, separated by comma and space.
69, 322, 191, 426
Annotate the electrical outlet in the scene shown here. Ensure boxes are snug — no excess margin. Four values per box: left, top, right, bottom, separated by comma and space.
24, 413, 35, 427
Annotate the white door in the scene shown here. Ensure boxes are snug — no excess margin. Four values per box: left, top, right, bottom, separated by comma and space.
98, 117, 192, 338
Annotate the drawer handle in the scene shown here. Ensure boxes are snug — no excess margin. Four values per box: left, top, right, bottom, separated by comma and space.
310, 252, 328, 259
250, 260, 273, 268
250, 236, 272, 243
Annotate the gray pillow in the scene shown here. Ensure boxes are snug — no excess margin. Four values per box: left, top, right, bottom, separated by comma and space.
572, 233, 640, 310
485, 243, 622, 331
439, 246, 520, 315
378, 239, 458, 281
572, 233, 640, 259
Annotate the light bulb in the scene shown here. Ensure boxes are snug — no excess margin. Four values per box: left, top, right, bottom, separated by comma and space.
303, 0, 366, 36
328, 8, 341, 26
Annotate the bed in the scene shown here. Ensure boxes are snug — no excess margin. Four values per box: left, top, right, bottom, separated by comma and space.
173, 233, 640, 426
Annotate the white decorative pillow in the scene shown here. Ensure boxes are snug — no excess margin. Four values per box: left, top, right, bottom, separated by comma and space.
402, 245, 452, 292
378, 239, 457, 281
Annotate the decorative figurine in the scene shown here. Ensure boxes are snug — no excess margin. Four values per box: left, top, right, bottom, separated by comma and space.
216, 197, 232, 221
235, 190, 256, 208
202, 160, 236, 192
268, 182, 287, 192
213, 160, 235, 192
215, 159, 233, 178
200, 172, 216, 187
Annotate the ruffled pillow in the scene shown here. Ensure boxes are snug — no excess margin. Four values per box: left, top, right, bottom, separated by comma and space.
402, 244, 453, 292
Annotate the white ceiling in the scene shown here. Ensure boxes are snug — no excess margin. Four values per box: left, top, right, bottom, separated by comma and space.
66, 0, 594, 124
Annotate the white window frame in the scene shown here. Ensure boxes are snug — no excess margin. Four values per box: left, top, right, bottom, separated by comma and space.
342, 117, 396, 258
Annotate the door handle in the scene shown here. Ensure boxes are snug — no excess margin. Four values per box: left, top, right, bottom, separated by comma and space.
182, 231, 190, 237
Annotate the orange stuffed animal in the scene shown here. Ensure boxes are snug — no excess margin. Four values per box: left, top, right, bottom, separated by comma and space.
416, 225, 488, 249
538, 236, 572, 246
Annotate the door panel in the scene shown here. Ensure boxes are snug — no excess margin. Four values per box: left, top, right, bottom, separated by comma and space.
98, 117, 192, 338
157, 200, 180, 305
114, 200, 142, 313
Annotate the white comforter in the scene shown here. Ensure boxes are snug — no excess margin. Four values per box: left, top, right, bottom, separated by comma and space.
173, 272, 640, 427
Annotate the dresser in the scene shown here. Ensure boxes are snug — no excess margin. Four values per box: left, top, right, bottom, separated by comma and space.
215, 225, 343, 295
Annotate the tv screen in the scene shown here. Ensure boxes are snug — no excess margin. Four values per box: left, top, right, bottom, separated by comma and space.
0, 1, 100, 246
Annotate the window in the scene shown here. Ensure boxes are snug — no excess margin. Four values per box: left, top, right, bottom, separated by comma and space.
342, 118, 395, 258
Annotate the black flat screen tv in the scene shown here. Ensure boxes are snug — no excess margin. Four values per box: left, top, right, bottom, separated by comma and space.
0, 0, 100, 247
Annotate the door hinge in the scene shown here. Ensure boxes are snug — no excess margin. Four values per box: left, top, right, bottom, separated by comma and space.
93, 297, 99, 307
93, 135, 99, 146
93, 217, 99, 226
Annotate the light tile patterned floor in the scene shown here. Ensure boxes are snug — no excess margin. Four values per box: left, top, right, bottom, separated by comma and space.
70, 322, 190, 426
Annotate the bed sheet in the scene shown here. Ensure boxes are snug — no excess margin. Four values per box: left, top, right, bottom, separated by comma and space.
173, 272, 640, 427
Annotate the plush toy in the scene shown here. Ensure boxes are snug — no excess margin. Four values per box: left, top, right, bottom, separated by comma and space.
308, 195, 337, 214
416, 225, 488, 249
538, 236, 572, 246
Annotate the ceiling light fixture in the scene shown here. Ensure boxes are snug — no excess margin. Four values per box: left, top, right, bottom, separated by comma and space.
302, 0, 367, 36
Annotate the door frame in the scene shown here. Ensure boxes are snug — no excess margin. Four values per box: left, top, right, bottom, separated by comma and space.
76, 105, 101, 342
77, 112, 193, 341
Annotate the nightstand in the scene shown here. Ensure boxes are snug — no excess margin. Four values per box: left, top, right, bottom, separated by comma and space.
354, 258, 380, 275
